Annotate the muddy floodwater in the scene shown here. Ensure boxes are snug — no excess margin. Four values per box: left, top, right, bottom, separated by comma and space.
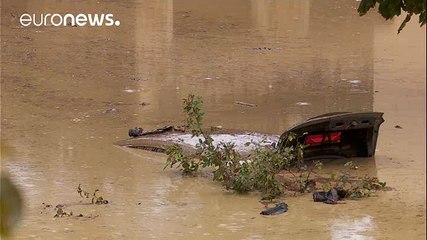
1, 0, 425, 239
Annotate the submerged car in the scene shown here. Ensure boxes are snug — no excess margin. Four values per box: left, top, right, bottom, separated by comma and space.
119, 112, 384, 160
277, 112, 384, 159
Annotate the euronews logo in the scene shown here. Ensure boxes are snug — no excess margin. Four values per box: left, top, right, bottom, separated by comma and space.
19, 13, 121, 27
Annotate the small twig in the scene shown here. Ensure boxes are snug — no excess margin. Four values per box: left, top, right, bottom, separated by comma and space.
287, 169, 297, 177
235, 101, 257, 107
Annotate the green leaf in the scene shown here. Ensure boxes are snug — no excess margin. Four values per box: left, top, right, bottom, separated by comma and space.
358, 0, 377, 16
398, 13, 413, 33
419, 10, 426, 26
378, 0, 402, 20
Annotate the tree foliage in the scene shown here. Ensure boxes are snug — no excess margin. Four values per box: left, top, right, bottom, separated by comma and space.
358, 0, 426, 33
164, 94, 312, 199
1, 175, 23, 238
1, 145, 23, 238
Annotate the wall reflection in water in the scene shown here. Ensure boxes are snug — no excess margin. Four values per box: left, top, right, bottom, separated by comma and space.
134, 0, 374, 134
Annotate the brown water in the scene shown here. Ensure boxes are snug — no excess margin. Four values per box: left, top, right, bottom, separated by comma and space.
1, 0, 425, 239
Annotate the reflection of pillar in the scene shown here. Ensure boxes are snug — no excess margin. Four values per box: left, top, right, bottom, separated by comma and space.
251, 0, 269, 29
373, 20, 426, 192
307, 0, 374, 112
134, 0, 174, 117
135, 0, 173, 53
371, 21, 426, 238
251, 0, 310, 38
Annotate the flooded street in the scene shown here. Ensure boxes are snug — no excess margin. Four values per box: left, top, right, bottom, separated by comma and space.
1, 0, 425, 239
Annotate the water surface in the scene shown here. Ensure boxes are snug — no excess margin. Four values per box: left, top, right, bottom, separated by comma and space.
1, 0, 425, 239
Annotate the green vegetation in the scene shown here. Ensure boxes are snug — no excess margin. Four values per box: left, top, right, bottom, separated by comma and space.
164, 94, 304, 198
0, 174, 23, 238
165, 94, 389, 201
54, 206, 73, 218
47, 185, 109, 218
77, 184, 109, 205
1, 144, 23, 238
326, 161, 388, 199
358, 0, 426, 33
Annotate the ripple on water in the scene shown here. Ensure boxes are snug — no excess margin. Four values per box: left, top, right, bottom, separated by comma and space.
217, 222, 244, 232
241, 234, 265, 240
330, 215, 374, 240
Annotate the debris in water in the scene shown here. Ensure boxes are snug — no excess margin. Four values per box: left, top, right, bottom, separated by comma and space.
313, 188, 347, 204
71, 118, 81, 123
246, 47, 275, 51
260, 202, 288, 215
348, 80, 361, 84
104, 108, 117, 113
394, 125, 403, 129
296, 102, 311, 106
129, 127, 144, 137
77, 184, 109, 205
130, 76, 148, 82
42, 203, 52, 208
124, 89, 136, 93
235, 101, 257, 107
54, 205, 72, 218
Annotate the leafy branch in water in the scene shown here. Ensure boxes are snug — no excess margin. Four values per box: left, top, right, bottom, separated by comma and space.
183, 94, 204, 136
41, 185, 109, 219
327, 161, 388, 199
54, 205, 72, 218
165, 144, 200, 176
288, 161, 323, 193
77, 184, 90, 198
164, 94, 308, 199
77, 184, 109, 205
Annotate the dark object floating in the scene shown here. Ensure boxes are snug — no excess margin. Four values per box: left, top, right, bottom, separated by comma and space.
260, 202, 288, 215
277, 112, 384, 159
128, 127, 144, 137
313, 188, 347, 205
394, 125, 403, 129
138, 125, 185, 135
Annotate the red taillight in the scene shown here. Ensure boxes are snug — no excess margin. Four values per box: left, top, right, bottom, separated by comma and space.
305, 132, 341, 145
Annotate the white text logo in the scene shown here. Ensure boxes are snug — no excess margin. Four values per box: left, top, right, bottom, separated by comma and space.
20, 13, 121, 27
